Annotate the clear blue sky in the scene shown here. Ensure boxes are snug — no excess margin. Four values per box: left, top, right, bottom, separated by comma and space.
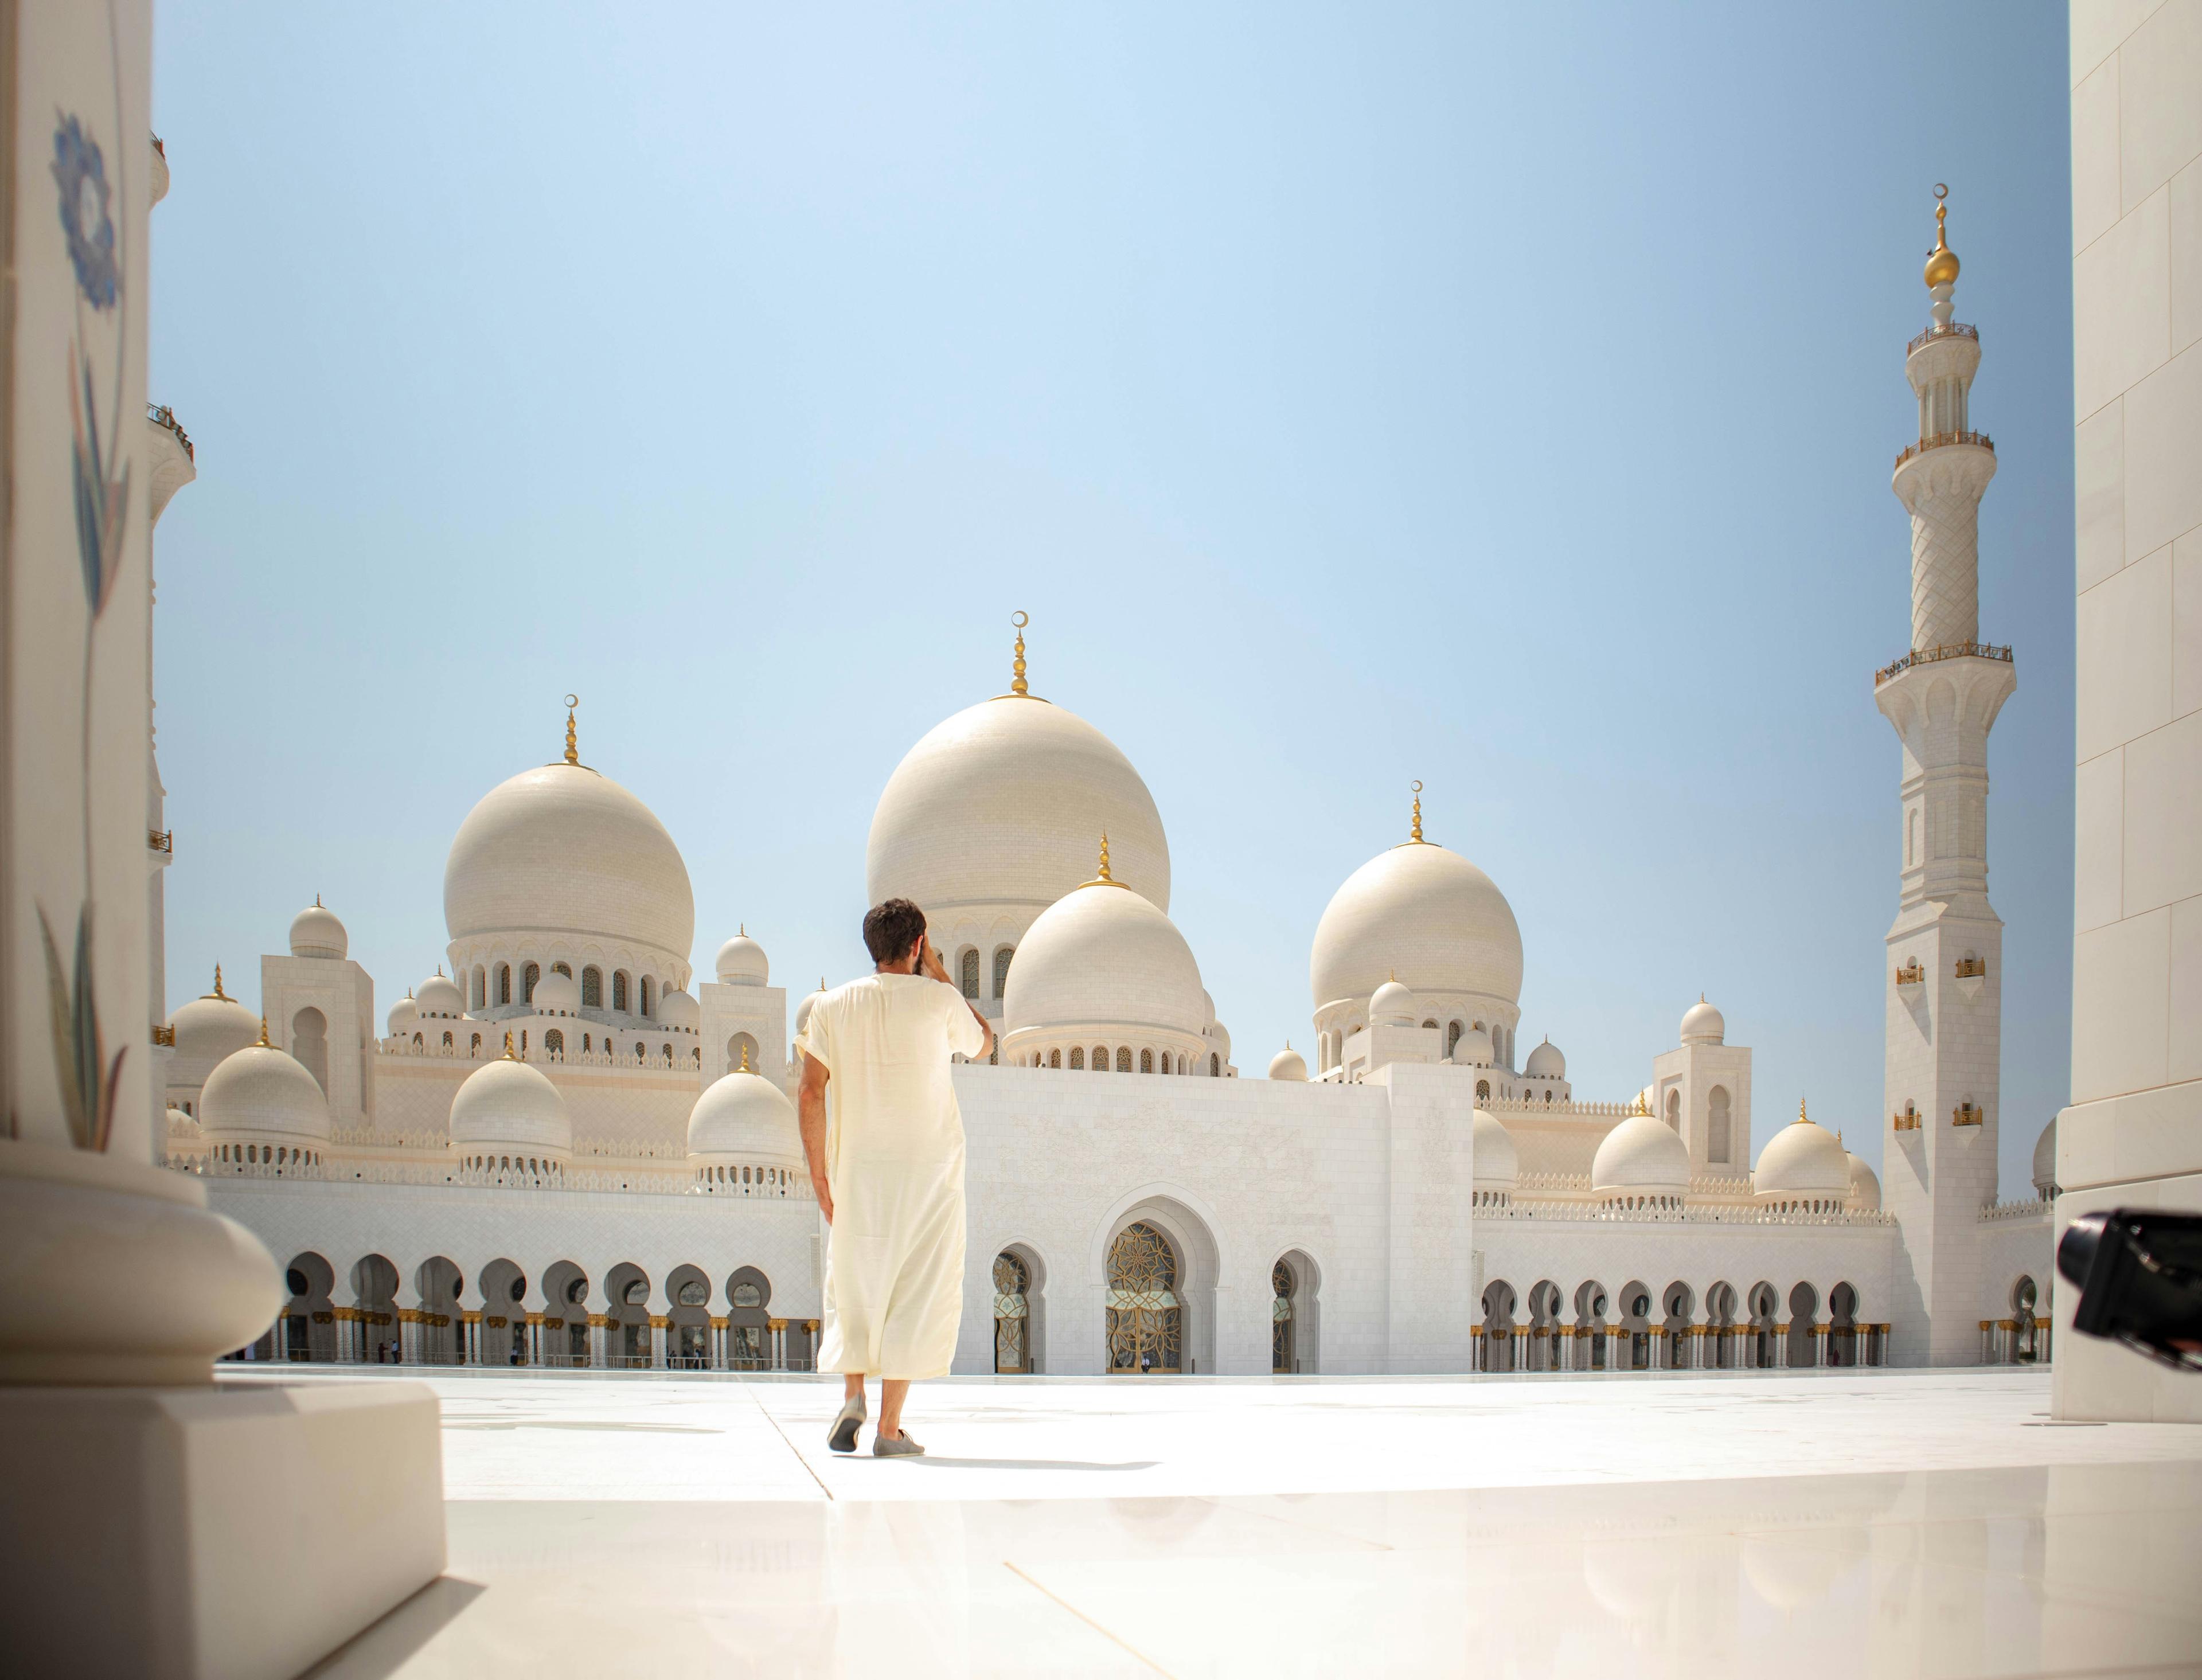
149, 5, 2074, 1198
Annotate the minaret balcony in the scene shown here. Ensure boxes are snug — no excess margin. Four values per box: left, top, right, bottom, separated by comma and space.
1893, 429, 1992, 472
146, 403, 198, 528
1875, 639, 2012, 687
1906, 321, 1978, 355
1893, 1104, 1922, 1132
1894, 960, 1924, 987
1952, 1102, 1984, 1127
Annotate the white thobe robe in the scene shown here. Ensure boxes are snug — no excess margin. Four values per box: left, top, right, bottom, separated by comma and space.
797, 973, 986, 1379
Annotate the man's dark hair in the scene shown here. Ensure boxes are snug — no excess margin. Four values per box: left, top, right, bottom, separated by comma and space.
862, 898, 927, 966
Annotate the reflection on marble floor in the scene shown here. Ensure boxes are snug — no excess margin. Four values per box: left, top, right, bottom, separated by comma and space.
274, 1369, 2202, 1679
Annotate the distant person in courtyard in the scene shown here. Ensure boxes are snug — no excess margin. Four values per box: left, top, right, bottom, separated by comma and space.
797, 897, 992, 1456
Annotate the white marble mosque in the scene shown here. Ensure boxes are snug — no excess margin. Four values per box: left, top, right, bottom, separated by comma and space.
157, 202, 2056, 1380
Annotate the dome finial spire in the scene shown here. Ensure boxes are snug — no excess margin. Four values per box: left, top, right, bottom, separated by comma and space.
257, 1015, 270, 1048
1098, 830, 1112, 882
210, 963, 227, 1001
563, 694, 580, 765
1923, 183, 1959, 295
739, 1041, 753, 1074
1010, 611, 1030, 697
1797, 1094, 1810, 1126
1410, 780, 1424, 843
503, 1030, 518, 1061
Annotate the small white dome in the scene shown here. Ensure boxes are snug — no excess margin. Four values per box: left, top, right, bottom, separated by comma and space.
1003, 878, 1207, 1042
532, 970, 580, 1015
200, 1041, 330, 1146
289, 900, 347, 960
1847, 1150, 1881, 1212
1207, 1017, 1232, 1063
1452, 1026, 1493, 1068
449, 1049, 572, 1159
1592, 1109, 1691, 1194
169, 976, 261, 1065
2032, 1117, 2057, 1199
1201, 988, 1216, 1027
1268, 1046, 1308, 1081
416, 971, 465, 1017
165, 1105, 200, 1137
387, 994, 419, 1036
715, 931, 769, 986
687, 1069, 802, 1163
1524, 1037, 1565, 1079
1754, 1100, 1850, 1202
1369, 980, 1416, 1027
658, 987, 700, 1031
1680, 997, 1725, 1044
1471, 1108, 1519, 1189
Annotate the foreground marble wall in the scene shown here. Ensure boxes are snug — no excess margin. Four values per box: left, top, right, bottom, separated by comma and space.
2056, 0, 2202, 1423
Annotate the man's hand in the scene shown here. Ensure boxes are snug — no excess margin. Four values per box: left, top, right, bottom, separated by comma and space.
812, 1174, 834, 1224
916, 935, 951, 984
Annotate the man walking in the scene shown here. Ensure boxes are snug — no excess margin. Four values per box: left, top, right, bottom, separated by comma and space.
797, 897, 992, 1456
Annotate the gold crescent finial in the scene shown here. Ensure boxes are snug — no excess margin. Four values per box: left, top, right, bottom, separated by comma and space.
1798, 1095, 1810, 1124
739, 1041, 753, 1073
503, 1030, 517, 1060
1924, 184, 1959, 290
210, 963, 227, 1000
257, 1015, 270, 1048
1410, 780, 1424, 844
1631, 1089, 1650, 1116
563, 695, 580, 765
1010, 611, 1029, 697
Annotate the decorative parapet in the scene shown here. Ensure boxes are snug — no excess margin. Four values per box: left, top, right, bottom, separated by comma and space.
147, 827, 172, 854
1906, 320, 1979, 355
1482, 1200, 1893, 1228
147, 402, 193, 460
1979, 1197, 2051, 1225
170, 1152, 812, 1200
150, 1022, 175, 1047
1488, 1099, 1635, 1120
1875, 640, 2013, 687
1893, 428, 1993, 472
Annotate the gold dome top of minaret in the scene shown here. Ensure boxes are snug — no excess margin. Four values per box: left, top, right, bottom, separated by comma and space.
1923, 185, 1960, 290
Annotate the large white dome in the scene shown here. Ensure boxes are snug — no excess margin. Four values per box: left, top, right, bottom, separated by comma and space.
200, 1041, 330, 1146
688, 1070, 802, 1163
449, 1051, 572, 1160
867, 694, 1170, 917
1592, 1110, 1691, 1194
444, 761, 694, 962
1002, 878, 1206, 1041
1754, 1101, 1850, 1202
1310, 841, 1522, 1010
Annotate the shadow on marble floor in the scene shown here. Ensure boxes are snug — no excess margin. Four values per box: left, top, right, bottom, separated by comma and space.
301, 1577, 486, 1680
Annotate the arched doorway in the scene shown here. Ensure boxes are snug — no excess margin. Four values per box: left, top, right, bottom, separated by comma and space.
283, 1252, 335, 1361
1575, 1280, 1609, 1371
1106, 1222, 1182, 1374
1829, 1282, 1859, 1367
1526, 1280, 1563, 1372
605, 1263, 653, 1368
541, 1261, 591, 1367
478, 1259, 529, 1366
1787, 1282, 1820, 1367
2012, 1276, 2040, 1364
725, 1266, 771, 1369
993, 1252, 1032, 1373
1706, 1282, 1738, 1369
415, 1256, 464, 1365
1747, 1282, 1779, 1369
351, 1254, 399, 1364
1272, 1251, 1319, 1374
1618, 1281, 1653, 1370
667, 1265, 712, 1368
1661, 1281, 1695, 1369
290, 1007, 329, 1095
1480, 1280, 1518, 1373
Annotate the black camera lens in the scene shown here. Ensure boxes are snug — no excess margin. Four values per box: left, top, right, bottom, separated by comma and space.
2058, 1212, 2106, 1287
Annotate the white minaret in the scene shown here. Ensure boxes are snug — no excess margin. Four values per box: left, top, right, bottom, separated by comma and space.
1876, 188, 2013, 1367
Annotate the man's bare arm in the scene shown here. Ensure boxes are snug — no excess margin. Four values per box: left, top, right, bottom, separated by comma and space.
797, 1051, 833, 1223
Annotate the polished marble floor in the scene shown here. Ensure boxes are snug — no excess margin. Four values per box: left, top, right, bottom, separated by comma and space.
261, 1367, 2202, 1679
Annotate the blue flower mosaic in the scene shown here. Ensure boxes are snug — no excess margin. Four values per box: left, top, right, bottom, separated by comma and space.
51, 114, 117, 311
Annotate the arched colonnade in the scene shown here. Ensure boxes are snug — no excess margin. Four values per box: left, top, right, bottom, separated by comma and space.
1476, 1275, 1889, 1373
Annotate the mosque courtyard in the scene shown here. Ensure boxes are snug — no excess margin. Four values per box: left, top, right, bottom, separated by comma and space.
253, 1364, 2202, 1679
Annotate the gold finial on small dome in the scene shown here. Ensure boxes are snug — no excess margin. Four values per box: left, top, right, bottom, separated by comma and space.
563, 694, 580, 765
1797, 1095, 1810, 1126
210, 963, 228, 1001
257, 1016, 270, 1048
1631, 1089, 1650, 1116
503, 1030, 518, 1060
1923, 183, 1959, 290
739, 1041, 753, 1074
1010, 611, 1030, 697
1410, 780, 1425, 844
314, 893, 322, 908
